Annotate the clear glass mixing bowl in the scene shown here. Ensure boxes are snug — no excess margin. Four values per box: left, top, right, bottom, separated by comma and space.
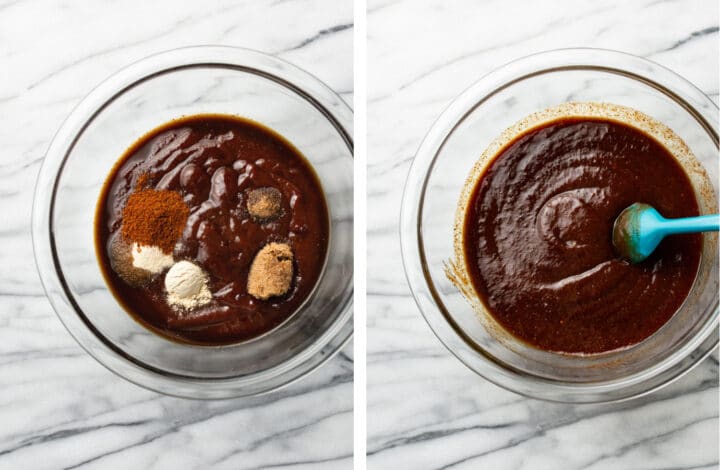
32, 46, 353, 399
400, 48, 718, 403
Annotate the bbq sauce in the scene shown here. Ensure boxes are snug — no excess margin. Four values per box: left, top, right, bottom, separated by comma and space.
95, 114, 329, 345
463, 118, 701, 353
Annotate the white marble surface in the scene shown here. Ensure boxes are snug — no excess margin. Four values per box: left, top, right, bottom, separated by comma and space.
367, 1, 718, 469
0, 1, 352, 469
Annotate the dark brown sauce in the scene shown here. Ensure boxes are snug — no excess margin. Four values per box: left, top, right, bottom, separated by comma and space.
463, 118, 701, 354
95, 114, 329, 345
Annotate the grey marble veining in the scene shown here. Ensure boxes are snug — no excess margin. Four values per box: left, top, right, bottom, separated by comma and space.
367, 0, 718, 469
0, 1, 352, 469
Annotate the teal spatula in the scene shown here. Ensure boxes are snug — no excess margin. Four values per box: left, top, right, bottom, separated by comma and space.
612, 203, 720, 263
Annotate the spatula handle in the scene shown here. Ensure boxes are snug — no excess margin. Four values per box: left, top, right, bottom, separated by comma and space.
657, 214, 720, 235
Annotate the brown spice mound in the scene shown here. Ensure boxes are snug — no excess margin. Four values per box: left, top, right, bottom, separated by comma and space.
247, 187, 282, 221
108, 233, 152, 286
247, 242, 294, 300
121, 189, 189, 253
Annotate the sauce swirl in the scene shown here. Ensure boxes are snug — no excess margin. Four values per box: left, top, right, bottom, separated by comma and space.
463, 118, 701, 353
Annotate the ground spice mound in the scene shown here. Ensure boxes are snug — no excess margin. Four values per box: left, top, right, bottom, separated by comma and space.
121, 189, 189, 253
247, 187, 283, 221
247, 242, 294, 300
108, 233, 152, 286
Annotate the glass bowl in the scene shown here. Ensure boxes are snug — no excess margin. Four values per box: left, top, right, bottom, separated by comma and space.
32, 46, 353, 399
400, 48, 718, 403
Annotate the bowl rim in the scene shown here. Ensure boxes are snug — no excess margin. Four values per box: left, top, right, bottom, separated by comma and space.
32, 45, 354, 399
400, 47, 719, 403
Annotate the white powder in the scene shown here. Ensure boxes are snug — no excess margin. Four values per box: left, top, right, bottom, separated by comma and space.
131, 243, 174, 273
165, 261, 212, 310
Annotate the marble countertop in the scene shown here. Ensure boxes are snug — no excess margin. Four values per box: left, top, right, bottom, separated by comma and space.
0, 1, 352, 469
367, 1, 718, 469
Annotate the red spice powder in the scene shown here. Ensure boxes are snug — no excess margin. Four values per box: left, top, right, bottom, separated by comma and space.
121, 189, 189, 253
